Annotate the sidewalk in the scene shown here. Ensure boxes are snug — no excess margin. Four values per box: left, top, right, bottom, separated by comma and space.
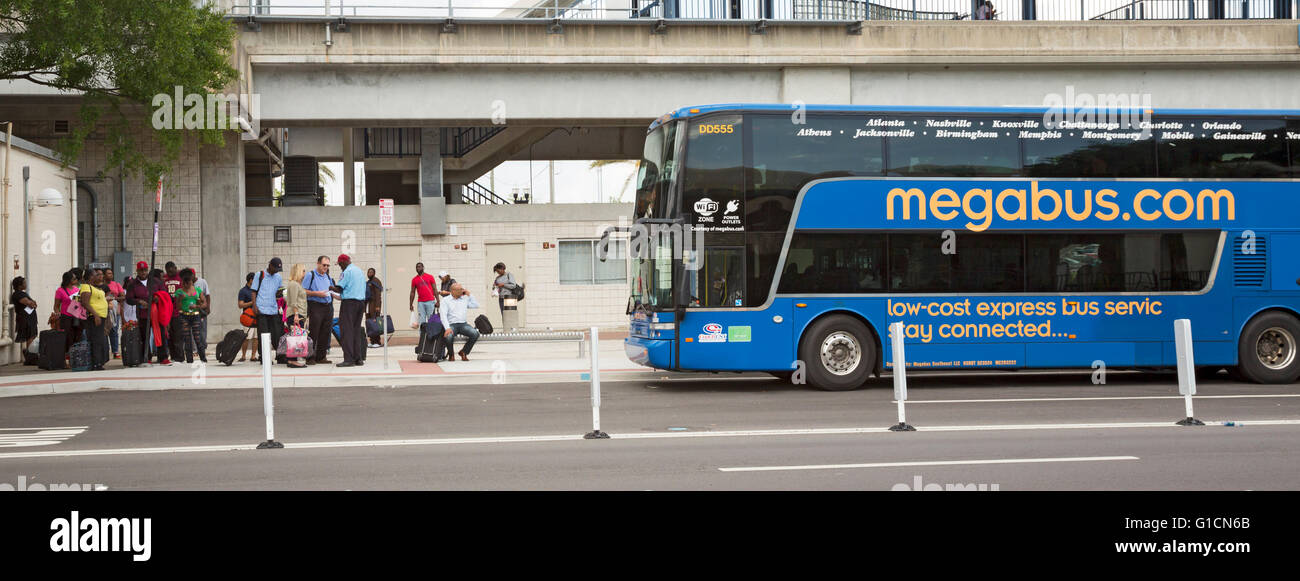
0, 332, 659, 398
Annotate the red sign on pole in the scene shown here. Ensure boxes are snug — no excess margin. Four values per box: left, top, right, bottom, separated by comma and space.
379, 198, 394, 229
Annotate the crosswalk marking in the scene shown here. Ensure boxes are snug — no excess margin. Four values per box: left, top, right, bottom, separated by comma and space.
0, 427, 87, 448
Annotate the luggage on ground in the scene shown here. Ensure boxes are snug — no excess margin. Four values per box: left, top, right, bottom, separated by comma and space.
121, 325, 144, 367
23, 338, 39, 366
215, 328, 247, 366
37, 329, 67, 370
417, 326, 445, 363
474, 314, 493, 335
69, 337, 92, 371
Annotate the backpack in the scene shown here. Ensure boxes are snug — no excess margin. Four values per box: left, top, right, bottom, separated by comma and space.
474, 314, 493, 335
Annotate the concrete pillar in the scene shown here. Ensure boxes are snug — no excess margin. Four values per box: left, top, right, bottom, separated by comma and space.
199, 135, 246, 344
342, 127, 355, 205
419, 127, 447, 236
779, 67, 851, 106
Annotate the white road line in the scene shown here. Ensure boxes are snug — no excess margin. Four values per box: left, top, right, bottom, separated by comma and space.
718, 455, 1140, 473
0, 426, 88, 430
904, 394, 1300, 404
0, 419, 1296, 460
0, 427, 87, 448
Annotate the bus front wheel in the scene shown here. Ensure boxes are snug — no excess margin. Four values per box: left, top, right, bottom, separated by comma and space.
799, 315, 876, 391
1237, 312, 1300, 384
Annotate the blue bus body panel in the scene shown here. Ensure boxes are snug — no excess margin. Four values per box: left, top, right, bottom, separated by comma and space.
628, 177, 1300, 373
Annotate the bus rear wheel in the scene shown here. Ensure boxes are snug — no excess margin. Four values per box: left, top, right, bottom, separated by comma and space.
1237, 312, 1300, 384
798, 315, 875, 391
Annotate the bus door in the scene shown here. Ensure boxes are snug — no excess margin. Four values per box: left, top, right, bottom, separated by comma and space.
676, 246, 794, 371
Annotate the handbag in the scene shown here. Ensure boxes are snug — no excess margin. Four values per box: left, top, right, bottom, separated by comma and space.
61, 288, 88, 320
240, 307, 257, 327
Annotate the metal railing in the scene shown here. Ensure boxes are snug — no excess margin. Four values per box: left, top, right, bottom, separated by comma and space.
225, 0, 1299, 20
461, 181, 513, 205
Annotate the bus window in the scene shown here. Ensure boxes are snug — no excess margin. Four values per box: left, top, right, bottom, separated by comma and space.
748, 114, 884, 232
1157, 118, 1288, 178
777, 233, 884, 294
683, 115, 744, 234
952, 234, 1023, 293
1290, 120, 1300, 177
889, 233, 953, 292
747, 232, 785, 305
886, 116, 1020, 176
1025, 232, 1218, 293
686, 246, 745, 307
1024, 132, 1157, 177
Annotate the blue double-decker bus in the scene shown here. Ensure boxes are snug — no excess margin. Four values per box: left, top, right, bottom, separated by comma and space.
623, 104, 1300, 390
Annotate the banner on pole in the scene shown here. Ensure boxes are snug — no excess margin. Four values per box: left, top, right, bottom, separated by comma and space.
379, 198, 394, 229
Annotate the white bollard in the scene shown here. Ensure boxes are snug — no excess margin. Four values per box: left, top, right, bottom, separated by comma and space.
1174, 319, 1204, 426
584, 326, 609, 439
889, 321, 916, 431
257, 332, 283, 448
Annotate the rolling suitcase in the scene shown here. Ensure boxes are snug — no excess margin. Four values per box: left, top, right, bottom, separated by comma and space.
69, 337, 92, 371
215, 328, 248, 366
416, 323, 446, 363
120, 326, 143, 367
37, 329, 67, 370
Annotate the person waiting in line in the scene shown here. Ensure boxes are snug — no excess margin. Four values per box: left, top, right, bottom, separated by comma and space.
437, 270, 456, 298
440, 282, 481, 362
171, 268, 207, 363
492, 262, 519, 319
124, 261, 155, 365
193, 269, 210, 360
250, 258, 286, 366
146, 269, 173, 366
333, 254, 367, 367
409, 262, 438, 326
162, 261, 185, 362
10, 277, 38, 353
366, 267, 385, 348
54, 270, 83, 352
284, 263, 309, 368
303, 255, 335, 365
79, 269, 111, 371
237, 272, 259, 362
102, 268, 125, 359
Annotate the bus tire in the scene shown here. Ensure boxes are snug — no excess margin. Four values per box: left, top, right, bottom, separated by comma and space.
799, 315, 875, 391
1237, 312, 1300, 384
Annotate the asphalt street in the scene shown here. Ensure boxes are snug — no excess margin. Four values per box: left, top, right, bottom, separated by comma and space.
1, 370, 1297, 490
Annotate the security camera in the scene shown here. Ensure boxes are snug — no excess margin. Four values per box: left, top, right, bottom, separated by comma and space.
33, 188, 64, 208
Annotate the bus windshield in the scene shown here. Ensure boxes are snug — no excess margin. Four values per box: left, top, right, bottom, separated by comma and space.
630, 121, 680, 311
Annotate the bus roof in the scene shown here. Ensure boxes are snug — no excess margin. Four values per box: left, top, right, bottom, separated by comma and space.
646, 103, 1300, 131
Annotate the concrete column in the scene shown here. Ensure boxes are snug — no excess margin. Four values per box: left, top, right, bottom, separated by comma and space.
342, 127, 355, 205
779, 67, 851, 106
419, 127, 447, 235
199, 135, 246, 344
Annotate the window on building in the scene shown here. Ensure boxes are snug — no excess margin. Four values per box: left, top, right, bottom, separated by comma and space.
559, 240, 626, 285
274, 226, 292, 243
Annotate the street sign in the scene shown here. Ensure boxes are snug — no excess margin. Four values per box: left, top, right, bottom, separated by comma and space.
379, 198, 394, 229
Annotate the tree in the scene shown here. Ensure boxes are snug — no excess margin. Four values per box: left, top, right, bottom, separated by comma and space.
588, 159, 637, 202
0, 0, 238, 182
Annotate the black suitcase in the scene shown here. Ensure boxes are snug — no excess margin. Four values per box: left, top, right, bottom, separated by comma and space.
416, 323, 446, 363
120, 326, 143, 367
216, 329, 247, 366
38, 330, 67, 370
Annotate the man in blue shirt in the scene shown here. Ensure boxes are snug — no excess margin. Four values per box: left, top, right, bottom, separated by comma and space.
439, 282, 481, 361
303, 255, 335, 364
250, 257, 285, 364
334, 254, 367, 367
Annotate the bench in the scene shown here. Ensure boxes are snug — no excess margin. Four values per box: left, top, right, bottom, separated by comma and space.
474, 330, 589, 357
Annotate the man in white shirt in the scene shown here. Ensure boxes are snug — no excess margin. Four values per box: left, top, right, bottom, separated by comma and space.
439, 282, 480, 361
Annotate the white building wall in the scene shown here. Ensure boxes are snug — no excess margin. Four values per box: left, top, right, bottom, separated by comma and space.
245, 203, 633, 331
0, 135, 78, 365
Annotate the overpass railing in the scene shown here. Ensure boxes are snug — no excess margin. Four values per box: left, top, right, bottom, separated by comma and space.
227, 0, 1298, 21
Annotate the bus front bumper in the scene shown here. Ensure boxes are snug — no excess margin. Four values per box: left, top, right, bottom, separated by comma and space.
625, 335, 672, 370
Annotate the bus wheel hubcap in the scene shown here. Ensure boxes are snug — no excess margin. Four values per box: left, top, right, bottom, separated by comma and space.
1256, 327, 1296, 371
820, 332, 861, 376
